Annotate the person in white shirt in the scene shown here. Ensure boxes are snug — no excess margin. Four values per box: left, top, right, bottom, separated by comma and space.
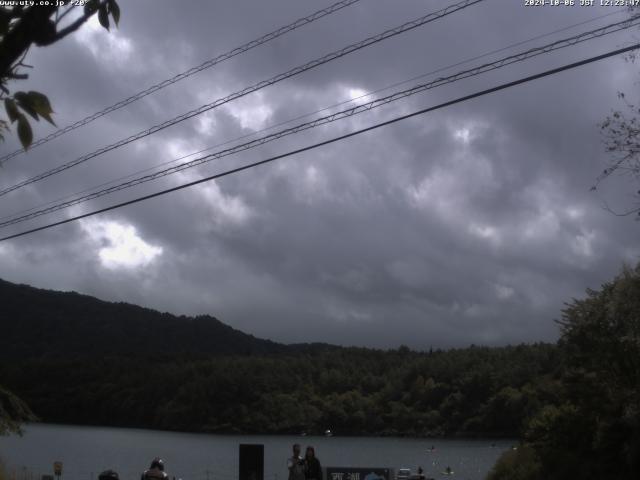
287, 444, 306, 480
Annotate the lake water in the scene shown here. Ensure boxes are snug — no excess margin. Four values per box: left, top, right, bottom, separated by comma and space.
0, 424, 511, 480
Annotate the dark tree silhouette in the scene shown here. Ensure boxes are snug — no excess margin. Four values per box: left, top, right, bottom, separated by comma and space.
0, 0, 120, 149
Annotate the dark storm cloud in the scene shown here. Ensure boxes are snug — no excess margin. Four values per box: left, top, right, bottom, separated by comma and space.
1, 0, 639, 348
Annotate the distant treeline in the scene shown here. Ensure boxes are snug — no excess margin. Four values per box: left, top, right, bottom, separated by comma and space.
0, 343, 558, 437
0, 277, 559, 437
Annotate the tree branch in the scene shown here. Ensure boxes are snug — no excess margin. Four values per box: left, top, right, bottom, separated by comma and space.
0, 5, 59, 77
45, 1, 108, 45
55, 4, 76, 25
596, 192, 640, 217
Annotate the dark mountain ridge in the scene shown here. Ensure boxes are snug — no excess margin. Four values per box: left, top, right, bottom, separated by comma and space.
0, 277, 563, 440
0, 278, 288, 359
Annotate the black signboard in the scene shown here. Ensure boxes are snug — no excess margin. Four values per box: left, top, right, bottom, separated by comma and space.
325, 467, 392, 480
239, 444, 264, 480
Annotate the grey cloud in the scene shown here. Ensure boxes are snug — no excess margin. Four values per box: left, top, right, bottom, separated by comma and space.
1, 0, 639, 349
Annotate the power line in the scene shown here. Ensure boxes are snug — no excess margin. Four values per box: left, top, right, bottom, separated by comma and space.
1, 14, 637, 229
1, 43, 636, 244
0, 7, 627, 224
0, 0, 485, 198
0, 0, 363, 165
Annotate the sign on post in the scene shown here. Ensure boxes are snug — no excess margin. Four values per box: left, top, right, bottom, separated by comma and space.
326, 468, 392, 480
239, 444, 264, 480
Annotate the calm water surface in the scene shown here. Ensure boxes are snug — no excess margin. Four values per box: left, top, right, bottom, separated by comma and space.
0, 424, 511, 480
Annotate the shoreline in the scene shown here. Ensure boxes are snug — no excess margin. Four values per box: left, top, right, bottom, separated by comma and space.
17, 422, 517, 443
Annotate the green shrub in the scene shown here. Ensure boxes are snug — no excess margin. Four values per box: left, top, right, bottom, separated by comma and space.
486, 445, 542, 480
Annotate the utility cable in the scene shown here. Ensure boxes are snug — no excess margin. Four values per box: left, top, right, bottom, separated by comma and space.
0, 0, 485, 197
0, 7, 627, 223
0, 0, 363, 164
0, 42, 636, 243
0, 15, 637, 229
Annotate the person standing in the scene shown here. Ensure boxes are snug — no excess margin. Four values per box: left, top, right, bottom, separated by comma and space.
304, 446, 322, 480
141, 458, 168, 480
288, 444, 306, 480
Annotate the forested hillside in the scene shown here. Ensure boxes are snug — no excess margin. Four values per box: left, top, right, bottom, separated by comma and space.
0, 344, 559, 437
0, 279, 286, 358
0, 278, 560, 438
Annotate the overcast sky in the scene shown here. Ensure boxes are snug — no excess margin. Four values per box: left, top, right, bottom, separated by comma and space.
0, 0, 638, 348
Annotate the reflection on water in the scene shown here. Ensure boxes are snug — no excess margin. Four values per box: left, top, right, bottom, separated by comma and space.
0, 424, 511, 480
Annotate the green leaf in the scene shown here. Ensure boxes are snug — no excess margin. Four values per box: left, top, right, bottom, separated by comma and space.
84, 0, 99, 16
26, 91, 52, 112
27, 91, 55, 126
4, 98, 19, 123
98, 4, 110, 30
14, 92, 39, 121
108, 0, 120, 27
16, 114, 33, 150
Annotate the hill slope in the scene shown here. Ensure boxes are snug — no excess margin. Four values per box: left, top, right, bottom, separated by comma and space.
0, 279, 561, 438
0, 278, 287, 359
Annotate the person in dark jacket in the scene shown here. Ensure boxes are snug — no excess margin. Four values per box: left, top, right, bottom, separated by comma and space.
304, 446, 322, 480
141, 458, 168, 480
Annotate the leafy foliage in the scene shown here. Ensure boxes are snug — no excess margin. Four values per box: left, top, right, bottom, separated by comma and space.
3, 92, 54, 149
0, 345, 559, 437
0, 1, 120, 150
486, 445, 542, 480
597, 93, 640, 216
595, 7, 640, 216
511, 264, 640, 480
0, 385, 36, 436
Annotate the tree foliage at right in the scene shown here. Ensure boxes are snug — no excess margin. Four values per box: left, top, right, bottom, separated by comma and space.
488, 264, 640, 480
594, 7, 640, 217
